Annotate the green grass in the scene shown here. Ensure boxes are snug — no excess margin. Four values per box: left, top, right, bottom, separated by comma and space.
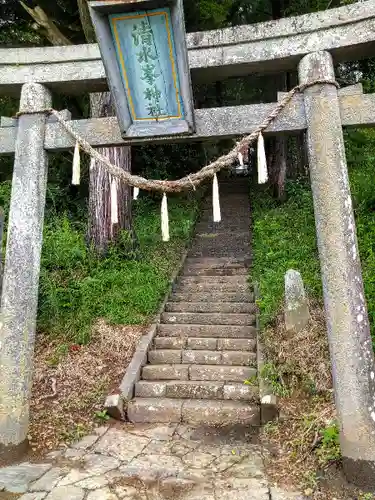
37, 194, 199, 343
251, 179, 321, 327
251, 128, 375, 342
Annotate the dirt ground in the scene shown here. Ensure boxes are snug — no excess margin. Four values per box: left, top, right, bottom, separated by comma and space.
260, 303, 374, 500
27, 319, 145, 457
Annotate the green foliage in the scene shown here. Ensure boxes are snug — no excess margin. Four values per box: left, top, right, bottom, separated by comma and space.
37, 195, 199, 344
251, 128, 375, 345
259, 362, 291, 397
345, 128, 375, 343
251, 179, 321, 326
94, 410, 110, 422
316, 421, 341, 466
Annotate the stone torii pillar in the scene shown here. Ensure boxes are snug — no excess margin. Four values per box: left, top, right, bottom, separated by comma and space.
0, 82, 51, 463
299, 50, 375, 487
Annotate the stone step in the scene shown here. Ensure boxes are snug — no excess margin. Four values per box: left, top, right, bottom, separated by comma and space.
189, 243, 251, 256
194, 226, 249, 236
185, 257, 250, 268
178, 275, 248, 285
153, 336, 257, 351
127, 398, 260, 425
161, 312, 255, 326
174, 283, 250, 293
141, 364, 256, 382
165, 302, 256, 314
135, 380, 258, 401
183, 267, 248, 276
148, 349, 257, 366
157, 324, 257, 338
171, 291, 254, 302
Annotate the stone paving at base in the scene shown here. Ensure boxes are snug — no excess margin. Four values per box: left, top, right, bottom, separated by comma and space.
0, 424, 303, 500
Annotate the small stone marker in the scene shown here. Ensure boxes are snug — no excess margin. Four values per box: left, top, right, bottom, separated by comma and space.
284, 269, 310, 332
104, 393, 125, 421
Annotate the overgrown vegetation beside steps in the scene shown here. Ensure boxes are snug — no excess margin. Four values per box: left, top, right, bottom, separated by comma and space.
0, 182, 200, 454
0, 179, 200, 344
251, 129, 375, 498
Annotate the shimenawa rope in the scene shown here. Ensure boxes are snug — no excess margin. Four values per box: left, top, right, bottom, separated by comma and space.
15, 79, 339, 193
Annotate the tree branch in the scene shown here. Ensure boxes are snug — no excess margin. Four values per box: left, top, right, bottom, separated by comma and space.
77, 0, 96, 44
19, 1, 71, 46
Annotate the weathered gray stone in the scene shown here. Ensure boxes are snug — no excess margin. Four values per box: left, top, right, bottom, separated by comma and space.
119, 326, 156, 401
29, 467, 67, 492
182, 400, 260, 426
165, 302, 255, 313
299, 50, 375, 488
182, 350, 222, 364
127, 398, 183, 423
84, 488, 117, 500
186, 338, 217, 350
0, 82, 52, 455
157, 324, 256, 338
148, 349, 182, 364
56, 469, 94, 486
221, 351, 256, 366
46, 485, 85, 500
217, 338, 256, 351
72, 434, 100, 450
284, 270, 310, 332
75, 474, 109, 490
189, 364, 256, 382
166, 381, 224, 399
153, 337, 187, 349
104, 393, 125, 420
119, 454, 183, 481
2, 92, 375, 155
228, 454, 265, 478
161, 312, 254, 326
135, 381, 167, 398
214, 478, 269, 499
18, 493, 47, 500
223, 383, 258, 401
94, 428, 149, 462
142, 364, 189, 380
182, 451, 216, 468
64, 448, 86, 460
84, 453, 121, 475
1, 2, 374, 96
270, 488, 306, 500
129, 424, 177, 441
172, 291, 252, 302
0, 463, 52, 493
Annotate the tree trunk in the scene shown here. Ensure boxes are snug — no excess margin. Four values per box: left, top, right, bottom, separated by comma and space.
276, 136, 287, 200
20, 1, 135, 254
88, 93, 133, 253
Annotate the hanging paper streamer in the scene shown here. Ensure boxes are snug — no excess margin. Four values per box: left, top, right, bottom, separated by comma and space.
111, 178, 118, 225
257, 132, 268, 184
72, 141, 80, 185
133, 187, 139, 200
212, 173, 221, 223
161, 193, 170, 242
238, 152, 244, 167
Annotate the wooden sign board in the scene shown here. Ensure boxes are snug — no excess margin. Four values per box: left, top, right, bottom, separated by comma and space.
88, 0, 195, 139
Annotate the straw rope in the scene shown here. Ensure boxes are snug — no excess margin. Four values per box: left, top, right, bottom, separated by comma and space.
16, 79, 339, 193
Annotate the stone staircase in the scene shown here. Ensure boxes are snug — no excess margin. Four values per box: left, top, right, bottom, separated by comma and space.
127, 178, 262, 426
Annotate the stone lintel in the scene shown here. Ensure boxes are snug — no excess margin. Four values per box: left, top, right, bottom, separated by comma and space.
0, 1, 374, 94
1, 92, 375, 155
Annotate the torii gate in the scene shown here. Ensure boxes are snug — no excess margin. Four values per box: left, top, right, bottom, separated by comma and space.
1, 0, 375, 488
